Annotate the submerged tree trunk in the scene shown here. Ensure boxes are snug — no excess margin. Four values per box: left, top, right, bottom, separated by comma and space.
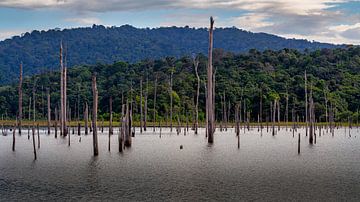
109, 96, 113, 135
124, 102, 132, 147
309, 83, 314, 144
140, 80, 143, 133
18, 63, 23, 135
47, 88, 51, 134
92, 74, 99, 156
84, 102, 88, 135
305, 71, 308, 136
55, 107, 58, 138
144, 78, 148, 131
153, 77, 157, 132
207, 16, 215, 143
170, 72, 173, 132
32, 82, 37, 160
194, 57, 200, 134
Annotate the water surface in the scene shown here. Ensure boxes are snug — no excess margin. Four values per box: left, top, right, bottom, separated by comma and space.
0, 127, 359, 201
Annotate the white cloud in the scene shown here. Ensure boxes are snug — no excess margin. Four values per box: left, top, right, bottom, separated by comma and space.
0, 29, 26, 40
65, 17, 102, 25
0, 0, 360, 44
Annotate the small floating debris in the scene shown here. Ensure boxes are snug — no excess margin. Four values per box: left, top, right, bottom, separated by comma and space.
180, 145, 183, 150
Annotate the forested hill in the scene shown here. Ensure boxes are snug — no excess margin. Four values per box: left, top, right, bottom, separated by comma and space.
0, 24, 342, 84
1, 47, 360, 122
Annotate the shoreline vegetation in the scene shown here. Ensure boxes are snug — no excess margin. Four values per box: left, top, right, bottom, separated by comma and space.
0, 120, 357, 128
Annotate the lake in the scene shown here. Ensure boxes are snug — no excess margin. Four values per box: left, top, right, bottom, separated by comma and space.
0, 127, 359, 201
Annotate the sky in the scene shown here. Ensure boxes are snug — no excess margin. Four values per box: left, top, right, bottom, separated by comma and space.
0, 0, 360, 44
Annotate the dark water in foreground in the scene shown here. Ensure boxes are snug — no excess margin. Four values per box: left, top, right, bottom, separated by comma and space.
0, 127, 359, 201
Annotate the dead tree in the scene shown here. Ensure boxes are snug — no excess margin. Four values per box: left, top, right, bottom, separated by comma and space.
124, 101, 132, 147
194, 57, 200, 134
55, 107, 58, 138
92, 74, 99, 156
12, 121, 16, 151
60, 42, 68, 136
109, 96, 113, 135
207, 16, 215, 143
47, 88, 51, 134
285, 87, 289, 131
28, 96, 31, 139
144, 78, 148, 131
18, 63, 23, 135
140, 79, 143, 133
84, 102, 88, 135
305, 71, 308, 136
277, 99, 280, 131
119, 104, 125, 152
153, 77, 157, 132
324, 85, 328, 130
309, 83, 314, 144
272, 101, 276, 136
32, 81, 37, 160
170, 71, 173, 132
259, 87, 263, 131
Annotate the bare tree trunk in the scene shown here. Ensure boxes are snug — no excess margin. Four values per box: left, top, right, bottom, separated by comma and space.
55, 107, 58, 138
109, 96, 113, 135
32, 83, 37, 160
223, 92, 227, 131
64, 49, 67, 136
272, 100, 276, 136
18, 63, 23, 135
140, 80, 143, 133
144, 78, 148, 131
92, 74, 99, 156
277, 99, 280, 131
286, 88, 289, 131
32, 127, 37, 160
28, 97, 31, 139
124, 101, 132, 147
194, 58, 200, 134
47, 88, 51, 134
119, 104, 125, 152
84, 102, 88, 135
259, 87, 263, 131
37, 123, 40, 148
170, 72, 173, 132
309, 83, 314, 144
305, 71, 308, 136
153, 77, 157, 132
12, 121, 16, 151
324, 86, 328, 130
207, 16, 215, 143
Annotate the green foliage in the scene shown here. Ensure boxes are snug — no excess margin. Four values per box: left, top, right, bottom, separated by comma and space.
1, 47, 360, 123
0, 25, 341, 84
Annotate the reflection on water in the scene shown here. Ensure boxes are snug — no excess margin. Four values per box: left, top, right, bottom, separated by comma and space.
0, 127, 359, 201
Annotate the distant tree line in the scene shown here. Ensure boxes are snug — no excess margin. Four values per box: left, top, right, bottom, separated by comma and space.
1, 47, 360, 123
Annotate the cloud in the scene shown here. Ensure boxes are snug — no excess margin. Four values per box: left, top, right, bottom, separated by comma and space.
0, 0, 360, 44
0, 29, 26, 40
65, 17, 102, 25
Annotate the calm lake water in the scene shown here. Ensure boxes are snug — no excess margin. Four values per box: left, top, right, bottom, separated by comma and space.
0, 127, 359, 201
